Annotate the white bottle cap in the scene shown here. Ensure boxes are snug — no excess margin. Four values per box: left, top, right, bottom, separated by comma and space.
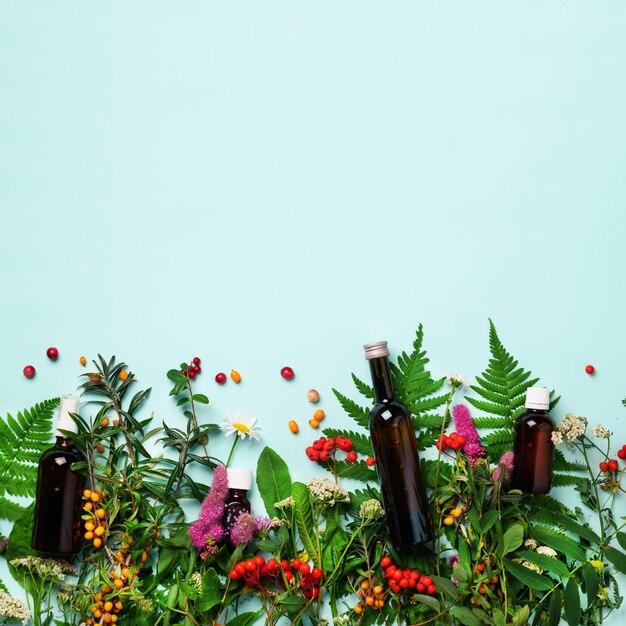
525, 387, 550, 410
364, 341, 389, 360
55, 395, 80, 437
227, 468, 253, 491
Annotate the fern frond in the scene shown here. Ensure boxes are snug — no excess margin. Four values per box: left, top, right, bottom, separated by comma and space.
351, 374, 374, 400
322, 429, 373, 456
0, 398, 58, 521
552, 473, 590, 488
473, 417, 512, 429
332, 389, 370, 430
553, 450, 587, 473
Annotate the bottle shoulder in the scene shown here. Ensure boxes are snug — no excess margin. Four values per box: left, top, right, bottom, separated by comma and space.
40, 443, 85, 463
369, 400, 411, 422
516, 411, 555, 428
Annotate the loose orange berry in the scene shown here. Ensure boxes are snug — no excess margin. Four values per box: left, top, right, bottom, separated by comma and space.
93, 537, 102, 548
85, 532, 94, 540
113, 578, 124, 590
118, 370, 128, 381
96, 444, 105, 453
100, 417, 110, 428
121, 567, 131, 580
230, 369, 241, 383
80, 356, 87, 366
313, 409, 325, 422
288, 420, 299, 433
354, 605, 363, 614
308, 419, 319, 429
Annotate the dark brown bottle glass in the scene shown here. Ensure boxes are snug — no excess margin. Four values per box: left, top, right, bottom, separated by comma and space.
365, 342, 432, 549
32, 396, 86, 556
511, 387, 555, 493
222, 468, 252, 548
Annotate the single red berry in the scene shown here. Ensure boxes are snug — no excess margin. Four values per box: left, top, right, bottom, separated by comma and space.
281, 559, 290, 571
46, 347, 59, 361
193, 357, 201, 365
312, 586, 320, 598
229, 570, 240, 580
311, 567, 323, 580
23, 365, 36, 379
235, 563, 246, 576
284, 570, 293, 582
427, 584, 437, 595
323, 441, 335, 451
299, 563, 311, 575
319, 450, 330, 462
407, 577, 416, 588
192, 364, 201, 374
255, 555, 265, 566
416, 582, 425, 593
599, 461, 609, 472
618, 448, 626, 460
380, 556, 392, 568
392, 570, 403, 582
215, 372, 227, 384
291, 559, 301, 570
188, 370, 197, 379
245, 560, 257, 572
609, 459, 619, 471
346, 451, 358, 462
306, 448, 320, 461
585, 364, 595, 375
456, 435, 466, 446
420, 576, 433, 587
280, 366, 295, 380
365, 456, 376, 466
312, 439, 324, 451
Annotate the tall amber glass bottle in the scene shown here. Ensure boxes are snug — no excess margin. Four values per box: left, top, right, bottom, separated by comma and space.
511, 387, 555, 493
365, 341, 432, 549
32, 396, 86, 555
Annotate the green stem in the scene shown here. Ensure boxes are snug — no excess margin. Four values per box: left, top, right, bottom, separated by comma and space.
225, 437, 239, 468
579, 439, 606, 543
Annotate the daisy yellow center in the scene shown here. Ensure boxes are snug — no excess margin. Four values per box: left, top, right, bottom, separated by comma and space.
233, 422, 250, 433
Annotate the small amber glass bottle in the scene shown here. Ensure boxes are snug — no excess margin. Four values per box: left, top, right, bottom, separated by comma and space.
223, 468, 252, 547
32, 396, 86, 555
511, 387, 555, 493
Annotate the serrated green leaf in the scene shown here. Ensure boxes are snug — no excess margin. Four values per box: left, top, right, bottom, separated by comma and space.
556, 515, 601, 545
503, 559, 553, 591
450, 607, 482, 626
564, 577, 581, 626
196, 568, 222, 611
532, 527, 586, 562
581, 562, 599, 605
515, 551, 569, 579
548, 588, 562, 626
431, 575, 459, 600
604, 545, 626, 574
511, 605, 530, 626
412, 593, 440, 612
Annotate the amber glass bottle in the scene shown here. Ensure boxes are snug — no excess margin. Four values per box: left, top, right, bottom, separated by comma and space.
511, 387, 555, 493
365, 341, 432, 549
223, 468, 252, 547
32, 396, 86, 555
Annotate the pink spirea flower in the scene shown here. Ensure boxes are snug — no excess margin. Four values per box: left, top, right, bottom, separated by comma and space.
453, 404, 485, 465
230, 512, 258, 546
492, 450, 515, 482
448, 554, 459, 566
189, 465, 229, 550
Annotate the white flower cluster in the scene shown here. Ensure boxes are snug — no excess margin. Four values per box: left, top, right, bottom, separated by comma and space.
307, 477, 350, 507
359, 498, 385, 522
274, 496, 295, 510
445, 373, 468, 389
334, 616, 350, 626
592, 424, 611, 439
190, 571, 203, 593
9, 556, 75, 582
552, 413, 588, 445
270, 516, 291, 529
537, 546, 557, 558
524, 539, 537, 549
0, 589, 31, 625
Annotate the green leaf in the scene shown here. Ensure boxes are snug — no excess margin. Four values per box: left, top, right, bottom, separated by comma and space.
192, 394, 209, 405
256, 447, 292, 518
167, 369, 186, 383
564, 577, 581, 626
581, 562, 599, 605
292, 482, 320, 565
511, 605, 530, 626
604, 545, 626, 574
332, 389, 370, 430
501, 523, 524, 555
6, 504, 36, 586
616, 531, 626, 552
515, 551, 569, 579
196, 568, 223, 611
480, 510, 499, 534
556, 515, 601, 545
449, 607, 483, 626
503, 559, 553, 591
431, 575, 459, 601
548, 588, 562, 626
412, 593, 440, 612
532, 526, 586, 562
225, 611, 263, 626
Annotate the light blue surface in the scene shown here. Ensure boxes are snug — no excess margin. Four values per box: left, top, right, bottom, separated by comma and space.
1, 2, 625, 623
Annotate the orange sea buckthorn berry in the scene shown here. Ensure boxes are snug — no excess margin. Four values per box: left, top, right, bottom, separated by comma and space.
104, 602, 113, 612
121, 567, 131, 580
96, 444, 105, 453
80, 356, 87, 366
96, 508, 106, 519
93, 610, 103, 619
90, 492, 100, 503
360, 580, 370, 590
83, 489, 92, 500
94, 526, 105, 537
102, 585, 112, 594
230, 369, 241, 383
90, 375, 101, 382
313, 409, 325, 422
451, 507, 463, 518
141, 550, 148, 563
84, 502, 93, 511
308, 419, 319, 429
85, 532, 94, 540
374, 585, 384, 594
154, 529, 161, 538
366, 596, 374, 606
288, 420, 299, 433
85, 521, 95, 532
114, 601, 123, 611
443, 516, 454, 526
118, 370, 128, 381
93, 537, 102, 548
100, 417, 110, 428
110, 616, 118, 623
354, 605, 363, 614
113, 578, 124, 590
103, 614, 112, 624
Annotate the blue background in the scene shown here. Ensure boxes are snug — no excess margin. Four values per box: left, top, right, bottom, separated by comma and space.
1, 2, 625, 623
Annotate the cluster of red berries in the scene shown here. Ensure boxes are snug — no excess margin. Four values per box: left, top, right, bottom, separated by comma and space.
599, 459, 620, 473
435, 431, 466, 452
181, 357, 202, 379
380, 556, 437, 595
229, 556, 323, 599
305, 436, 375, 466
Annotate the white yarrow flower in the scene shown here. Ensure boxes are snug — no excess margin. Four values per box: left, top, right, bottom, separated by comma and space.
307, 477, 350, 507
524, 538, 538, 550
592, 424, 610, 439
537, 546, 557, 558
551, 431, 563, 445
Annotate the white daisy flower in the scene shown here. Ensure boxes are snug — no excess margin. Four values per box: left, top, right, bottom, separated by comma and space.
445, 373, 468, 389
222, 412, 261, 441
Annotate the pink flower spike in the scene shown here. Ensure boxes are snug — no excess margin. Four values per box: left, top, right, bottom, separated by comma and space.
230, 512, 257, 546
492, 451, 515, 482
453, 404, 485, 465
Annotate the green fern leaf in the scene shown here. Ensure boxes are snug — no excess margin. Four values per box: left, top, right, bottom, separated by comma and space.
473, 417, 512, 429
351, 374, 374, 400
0, 398, 58, 520
552, 473, 590, 488
332, 389, 370, 430
553, 450, 587, 473
322, 429, 373, 456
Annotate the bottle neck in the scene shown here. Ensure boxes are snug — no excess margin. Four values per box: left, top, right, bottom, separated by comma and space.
227, 488, 249, 500
369, 356, 395, 403
56, 436, 75, 449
